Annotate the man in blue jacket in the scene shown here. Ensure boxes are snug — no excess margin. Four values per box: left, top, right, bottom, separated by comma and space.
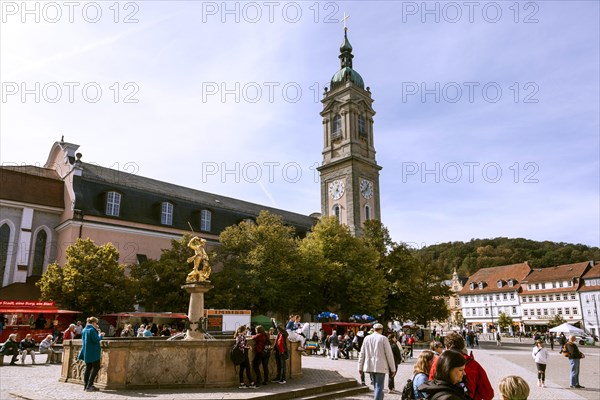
78, 316, 104, 392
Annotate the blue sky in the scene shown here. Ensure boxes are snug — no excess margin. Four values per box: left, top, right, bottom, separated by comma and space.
1, 1, 599, 248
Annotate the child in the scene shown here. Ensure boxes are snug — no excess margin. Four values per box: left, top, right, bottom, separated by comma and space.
499, 376, 530, 400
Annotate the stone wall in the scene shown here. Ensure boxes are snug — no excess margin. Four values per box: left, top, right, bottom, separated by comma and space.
60, 337, 302, 390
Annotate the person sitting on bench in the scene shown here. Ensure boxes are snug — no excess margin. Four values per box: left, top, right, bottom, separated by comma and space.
19, 334, 37, 364
39, 335, 60, 363
0, 333, 20, 365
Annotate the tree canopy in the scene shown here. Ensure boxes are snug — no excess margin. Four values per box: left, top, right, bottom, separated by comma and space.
36, 238, 136, 316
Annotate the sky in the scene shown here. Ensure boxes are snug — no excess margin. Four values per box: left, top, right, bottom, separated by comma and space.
1, 1, 599, 249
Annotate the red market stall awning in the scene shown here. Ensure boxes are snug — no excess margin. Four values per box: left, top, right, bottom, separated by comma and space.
102, 312, 188, 319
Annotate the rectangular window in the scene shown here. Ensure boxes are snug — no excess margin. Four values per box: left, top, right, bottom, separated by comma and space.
106, 191, 121, 216
512, 306, 517, 314
200, 210, 212, 231
161, 202, 173, 225
485, 308, 489, 315
541, 295, 546, 302
524, 309, 528, 316
535, 283, 539, 289
358, 115, 367, 138
549, 294, 553, 301
522, 297, 527, 303
495, 294, 500, 301
528, 284, 532, 290
543, 308, 548, 316
565, 308, 570, 315
472, 308, 476, 315
573, 307, 578, 315
552, 282, 556, 288
570, 293, 576, 300
535, 295, 540, 302
563, 293, 568, 300
483, 295, 487, 301
536, 309, 541, 316
559, 281, 563, 287
510, 293, 515, 300
541, 283, 546, 289
550, 308, 555, 315
503, 293, 507, 300
557, 308, 563, 315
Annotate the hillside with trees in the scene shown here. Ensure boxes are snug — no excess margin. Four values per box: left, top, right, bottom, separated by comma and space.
415, 237, 600, 277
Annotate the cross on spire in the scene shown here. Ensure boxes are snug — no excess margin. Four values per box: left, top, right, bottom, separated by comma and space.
341, 12, 349, 30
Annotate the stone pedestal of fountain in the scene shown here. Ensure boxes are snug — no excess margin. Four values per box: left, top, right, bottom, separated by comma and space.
182, 281, 214, 340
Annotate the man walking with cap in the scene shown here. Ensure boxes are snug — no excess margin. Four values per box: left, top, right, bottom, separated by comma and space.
358, 323, 396, 400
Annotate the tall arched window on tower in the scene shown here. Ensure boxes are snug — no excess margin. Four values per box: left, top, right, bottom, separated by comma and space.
333, 204, 341, 223
106, 191, 121, 216
0, 223, 10, 286
365, 205, 371, 221
200, 209, 212, 232
332, 114, 342, 140
358, 115, 367, 139
32, 229, 47, 276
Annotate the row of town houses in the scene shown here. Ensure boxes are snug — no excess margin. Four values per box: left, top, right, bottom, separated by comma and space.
442, 261, 600, 335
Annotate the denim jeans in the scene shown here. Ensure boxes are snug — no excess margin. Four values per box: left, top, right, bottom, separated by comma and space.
370, 372, 386, 400
569, 358, 580, 386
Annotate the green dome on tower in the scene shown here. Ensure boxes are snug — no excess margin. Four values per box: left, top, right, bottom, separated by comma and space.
330, 28, 364, 89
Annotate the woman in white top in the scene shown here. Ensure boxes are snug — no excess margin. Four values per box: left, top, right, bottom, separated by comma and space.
532, 339, 550, 387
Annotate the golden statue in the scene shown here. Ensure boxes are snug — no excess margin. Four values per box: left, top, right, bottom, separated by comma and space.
186, 236, 211, 282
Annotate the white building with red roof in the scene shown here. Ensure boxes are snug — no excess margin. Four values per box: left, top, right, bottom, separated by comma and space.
579, 262, 600, 336
520, 261, 594, 331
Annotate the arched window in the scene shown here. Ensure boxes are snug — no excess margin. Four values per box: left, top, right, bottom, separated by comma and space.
106, 191, 121, 216
358, 115, 367, 139
0, 223, 10, 286
332, 115, 342, 140
32, 230, 47, 276
333, 205, 341, 223
161, 202, 173, 225
200, 210, 212, 232
365, 205, 371, 221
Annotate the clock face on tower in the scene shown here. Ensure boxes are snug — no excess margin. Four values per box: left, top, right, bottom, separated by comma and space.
328, 179, 345, 200
360, 179, 373, 199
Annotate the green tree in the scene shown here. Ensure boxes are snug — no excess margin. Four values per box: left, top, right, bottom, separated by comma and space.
299, 217, 387, 319
129, 234, 196, 312
37, 238, 136, 316
497, 312, 513, 332
547, 314, 565, 328
384, 243, 450, 325
208, 211, 315, 317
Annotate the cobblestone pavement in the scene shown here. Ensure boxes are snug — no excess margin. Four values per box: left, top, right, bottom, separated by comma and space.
0, 340, 598, 400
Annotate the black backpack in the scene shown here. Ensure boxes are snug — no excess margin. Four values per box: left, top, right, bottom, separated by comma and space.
401, 376, 415, 400
229, 343, 245, 365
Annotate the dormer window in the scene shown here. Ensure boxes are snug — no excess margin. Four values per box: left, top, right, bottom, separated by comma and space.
469, 282, 474, 290
478, 281, 484, 289
106, 191, 121, 216
161, 202, 173, 225
508, 279, 514, 287
200, 210, 212, 232
497, 280, 503, 288
332, 114, 342, 140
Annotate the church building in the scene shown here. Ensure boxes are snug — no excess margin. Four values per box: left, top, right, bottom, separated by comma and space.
0, 28, 382, 299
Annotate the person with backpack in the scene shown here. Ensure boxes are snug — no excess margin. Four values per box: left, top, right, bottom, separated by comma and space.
531, 339, 549, 388
564, 335, 585, 389
233, 325, 256, 389
418, 351, 469, 400
411, 350, 435, 398
251, 325, 271, 386
429, 332, 494, 400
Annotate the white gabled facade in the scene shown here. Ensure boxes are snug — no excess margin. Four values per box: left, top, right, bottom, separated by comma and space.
580, 263, 600, 336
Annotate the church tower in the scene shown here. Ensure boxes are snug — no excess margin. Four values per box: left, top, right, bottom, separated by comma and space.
317, 27, 382, 236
